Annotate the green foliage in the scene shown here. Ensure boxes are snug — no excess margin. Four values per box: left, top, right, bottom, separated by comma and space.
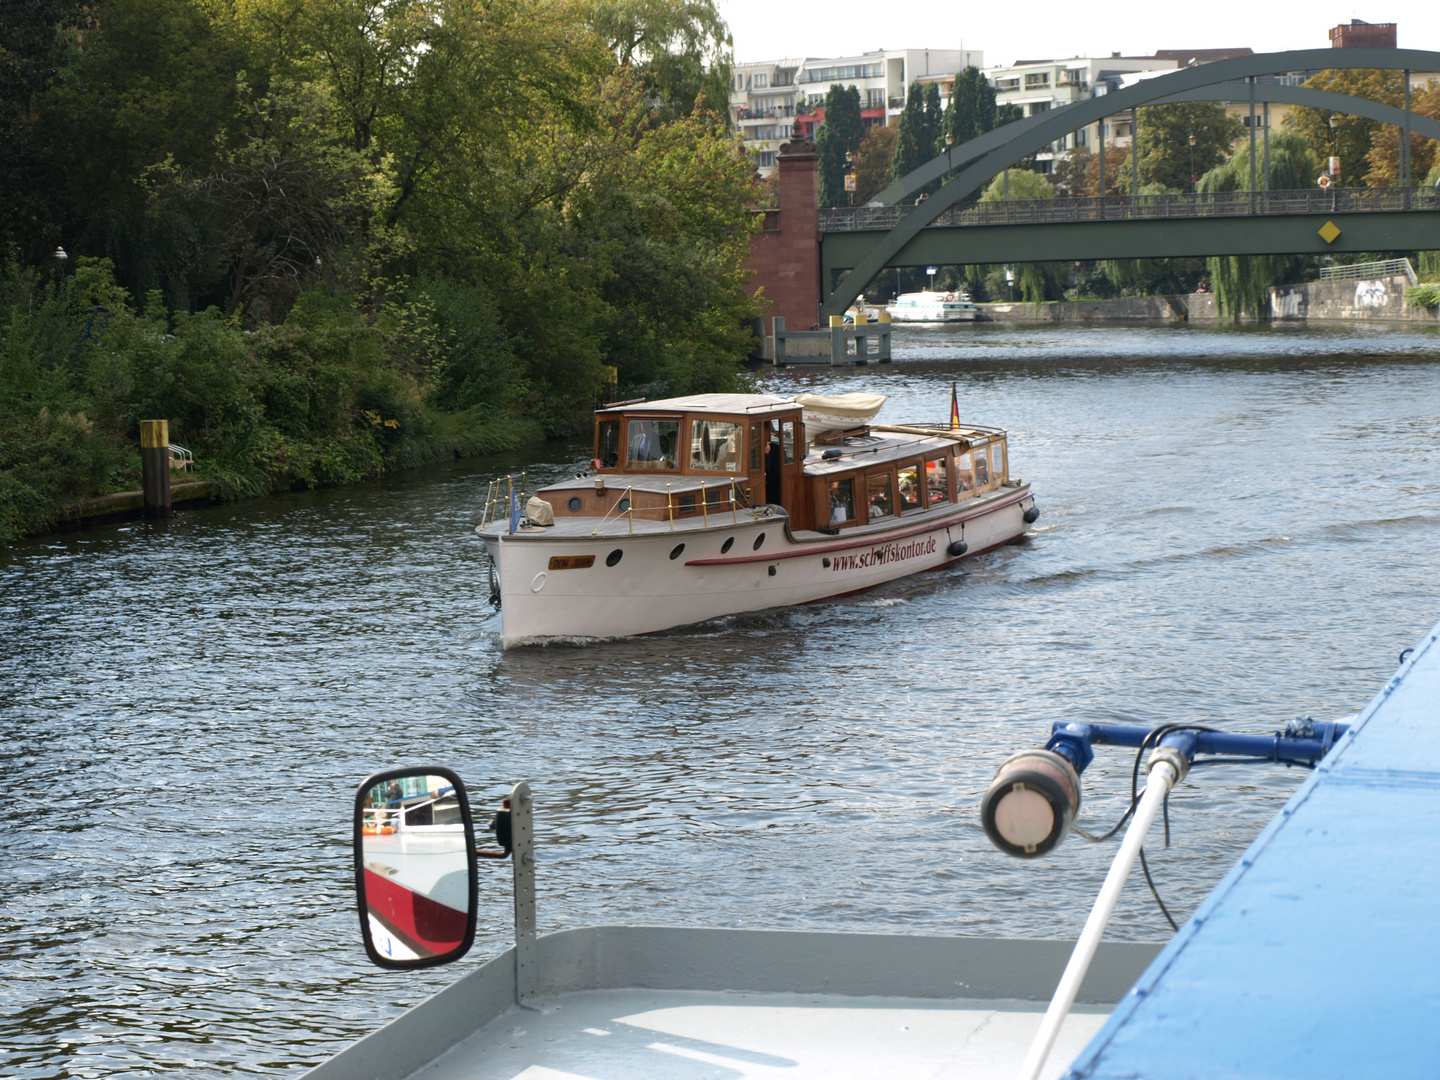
1197, 129, 1320, 193
589, 0, 733, 121
891, 83, 934, 190
1, 0, 764, 540
1406, 283, 1440, 308
1095, 259, 1206, 297
1206, 254, 1297, 319
1287, 68, 1404, 187
853, 124, 898, 205
978, 170, 1055, 202
1134, 103, 1244, 193
944, 67, 996, 147
817, 83, 864, 208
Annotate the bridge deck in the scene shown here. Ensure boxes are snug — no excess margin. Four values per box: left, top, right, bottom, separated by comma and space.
820, 187, 1439, 234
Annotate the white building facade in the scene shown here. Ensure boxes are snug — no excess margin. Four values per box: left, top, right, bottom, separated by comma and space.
732, 49, 982, 174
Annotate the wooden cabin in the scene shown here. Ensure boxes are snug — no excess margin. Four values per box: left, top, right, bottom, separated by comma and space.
535, 394, 1010, 535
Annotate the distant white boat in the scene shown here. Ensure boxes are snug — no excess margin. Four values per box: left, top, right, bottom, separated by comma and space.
887, 290, 979, 322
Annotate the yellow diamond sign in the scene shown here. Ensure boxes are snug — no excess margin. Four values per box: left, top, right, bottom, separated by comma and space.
1318, 221, 1342, 244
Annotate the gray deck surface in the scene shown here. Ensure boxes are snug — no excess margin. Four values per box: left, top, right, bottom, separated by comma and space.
413, 987, 1109, 1080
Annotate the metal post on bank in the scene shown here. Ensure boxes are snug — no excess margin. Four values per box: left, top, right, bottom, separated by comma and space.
139, 419, 172, 518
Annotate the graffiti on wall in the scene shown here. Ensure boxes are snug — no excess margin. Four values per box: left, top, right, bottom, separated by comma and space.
1355, 280, 1390, 309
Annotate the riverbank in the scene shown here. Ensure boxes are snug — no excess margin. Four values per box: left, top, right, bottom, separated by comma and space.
976, 272, 1439, 324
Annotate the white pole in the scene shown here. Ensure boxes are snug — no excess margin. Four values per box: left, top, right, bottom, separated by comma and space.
1016, 758, 1180, 1080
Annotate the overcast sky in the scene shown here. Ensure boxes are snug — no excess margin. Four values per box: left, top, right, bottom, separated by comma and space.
717, 1, 1438, 68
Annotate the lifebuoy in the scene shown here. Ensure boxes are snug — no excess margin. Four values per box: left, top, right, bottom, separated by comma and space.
362, 825, 397, 836
944, 293, 955, 301
1316, 174, 1332, 190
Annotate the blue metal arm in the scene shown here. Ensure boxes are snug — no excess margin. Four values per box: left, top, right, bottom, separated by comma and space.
1045, 718, 1348, 774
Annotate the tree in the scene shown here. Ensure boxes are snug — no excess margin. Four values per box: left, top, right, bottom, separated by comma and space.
978, 169, 1055, 202
1287, 68, 1405, 187
817, 83, 863, 207
923, 81, 943, 154
1051, 147, 1091, 197
853, 123, 897, 205
943, 66, 996, 147
890, 82, 930, 186
1084, 145, 1128, 196
995, 102, 1023, 127
1364, 79, 1440, 188
1133, 102, 1243, 193
1197, 128, 1320, 193
977, 171, 1064, 299
588, 0, 734, 122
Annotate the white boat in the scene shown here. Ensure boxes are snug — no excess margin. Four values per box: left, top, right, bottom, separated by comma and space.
887, 290, 980, 322
475, 392, 1038, 648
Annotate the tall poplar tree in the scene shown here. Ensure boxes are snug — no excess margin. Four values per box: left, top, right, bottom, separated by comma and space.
890, 82, 930, 187
816, 83, 863, 207
923, 81, 943, 155
943, 67, 997, 147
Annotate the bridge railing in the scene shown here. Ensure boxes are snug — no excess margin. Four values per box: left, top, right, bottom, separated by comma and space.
820, 187, 1438, 233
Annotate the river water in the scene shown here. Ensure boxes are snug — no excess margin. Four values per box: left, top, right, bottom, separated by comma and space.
2, 322, 1437, 1077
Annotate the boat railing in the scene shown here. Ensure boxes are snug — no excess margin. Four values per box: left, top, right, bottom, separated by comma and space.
362, 789, 464, 835
590, 479, 749, 534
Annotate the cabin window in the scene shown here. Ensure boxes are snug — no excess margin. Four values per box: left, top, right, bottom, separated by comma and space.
828, 478, 856, 524
991, 440, 1007, 483
749, 423, 763, 470
925, 458, 949, 504
781, 420, 798, 464
596, 419, 619, 468
866, 471, 895, 521
690, 420, 743, 473
974, 444, 992, 487
705, 483, 729, 508
957, 451, 975, 495
678, 493, 696, 514
897, 465, 923, 513
626, 419, 679, 470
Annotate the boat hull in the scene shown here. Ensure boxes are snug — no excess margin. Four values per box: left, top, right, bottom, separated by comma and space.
483, 486, 1032, 648
887, 308, 979, 322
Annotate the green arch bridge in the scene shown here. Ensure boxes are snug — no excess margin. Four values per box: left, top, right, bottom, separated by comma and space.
817, 48, 1440, 318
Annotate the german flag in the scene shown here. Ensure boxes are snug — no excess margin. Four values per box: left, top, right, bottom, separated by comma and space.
950, 382, 960, 432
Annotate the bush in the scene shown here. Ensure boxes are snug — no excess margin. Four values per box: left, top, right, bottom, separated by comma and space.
1406, 283, 1440, 308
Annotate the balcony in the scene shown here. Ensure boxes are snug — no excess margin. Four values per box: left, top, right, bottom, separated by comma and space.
736, 106, 795, 121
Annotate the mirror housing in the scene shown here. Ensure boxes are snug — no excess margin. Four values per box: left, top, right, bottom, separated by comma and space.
354, 766, 477, 969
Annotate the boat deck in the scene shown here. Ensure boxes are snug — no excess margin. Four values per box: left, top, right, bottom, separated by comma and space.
304, 928, 1161, 1080
409, 987, 1110, 1080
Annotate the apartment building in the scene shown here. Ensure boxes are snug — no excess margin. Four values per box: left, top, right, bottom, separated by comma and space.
984, 55, 1178, 171
731, 49, 982, 174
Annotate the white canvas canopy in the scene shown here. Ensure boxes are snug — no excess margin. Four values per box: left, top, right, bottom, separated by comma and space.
792, 392, 887, 436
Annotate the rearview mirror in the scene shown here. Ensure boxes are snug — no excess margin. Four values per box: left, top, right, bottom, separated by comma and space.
353, 767, 477, 969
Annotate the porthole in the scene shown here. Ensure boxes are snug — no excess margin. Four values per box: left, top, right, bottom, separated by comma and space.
606, 549, 624, 567
753, 532, 766, 551
721, 537, 734, 554
670, 544, 685, 560
618, 497, 630, 513
767, 565, 777, 577
567, 496, 583, 512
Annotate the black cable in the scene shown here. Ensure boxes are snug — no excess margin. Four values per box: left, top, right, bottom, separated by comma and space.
1139, 847, 1178, 931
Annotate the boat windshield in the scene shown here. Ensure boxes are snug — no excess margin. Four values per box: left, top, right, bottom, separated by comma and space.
626, 419, 679, 470
828, 478, 856, 524
690, 419, 743, 473
867, 472, 895, 521
926, 458, 948, 503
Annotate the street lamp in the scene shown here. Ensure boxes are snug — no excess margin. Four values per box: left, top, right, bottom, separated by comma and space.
1188, 134, 1196, 193
53, 246, 67, 288
1328, 115, 1341, 179
844, 150, 856, 207
1005, 265, 1016, 302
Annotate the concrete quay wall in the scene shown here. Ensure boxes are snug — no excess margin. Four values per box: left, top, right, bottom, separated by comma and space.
969, 277, 1437, 324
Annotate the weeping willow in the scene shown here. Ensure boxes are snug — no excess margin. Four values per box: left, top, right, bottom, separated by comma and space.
1199, 131, 1320, 318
